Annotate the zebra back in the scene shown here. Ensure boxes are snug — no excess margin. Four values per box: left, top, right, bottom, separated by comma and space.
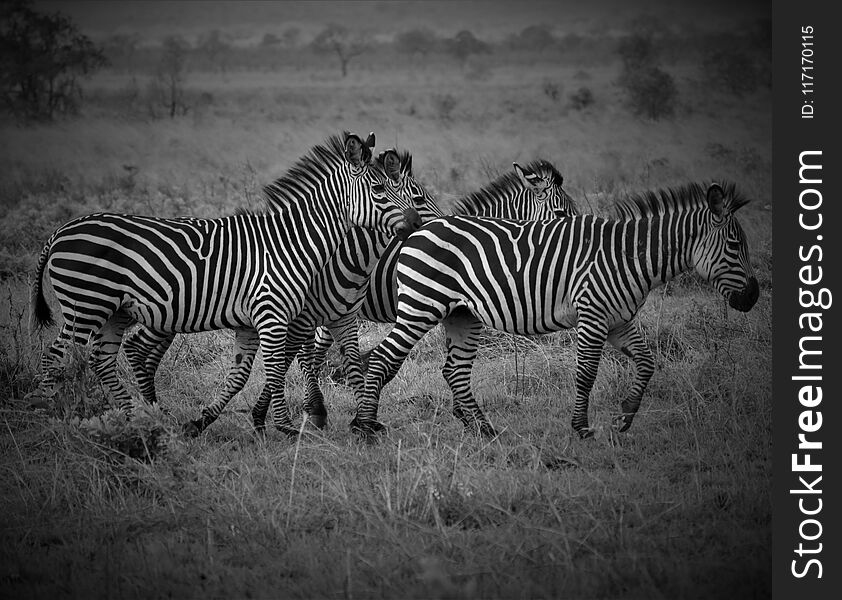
450, 159, 577, 219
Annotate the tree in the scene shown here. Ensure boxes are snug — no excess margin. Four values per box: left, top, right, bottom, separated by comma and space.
261, 32, 281, 47
509, 25, 556, 53
395, 28, 438, 57
0, 0, 108, 120
149, 35, 189, 118
104, 33, 141, 74
617, 29, 677, 120
311, 23, 369, 78
281, 27, 301, 49
446, 30, 489, 65
197, 29, 231, 73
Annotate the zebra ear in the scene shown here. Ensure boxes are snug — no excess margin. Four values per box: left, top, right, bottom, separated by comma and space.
361, 132, 376, 165
345, 135, 363, 167
382, 150, 401, 182
707, 183, 726, 218
513, 162, 547, 194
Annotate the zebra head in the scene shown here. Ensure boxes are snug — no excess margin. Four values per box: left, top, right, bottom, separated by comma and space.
343, 132, 422, 242
513, 160, 578, 218
376, 148, 444, 225
693, 183, 758, 312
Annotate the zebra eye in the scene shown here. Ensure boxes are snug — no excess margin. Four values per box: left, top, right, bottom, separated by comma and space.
372, 183, 386, 196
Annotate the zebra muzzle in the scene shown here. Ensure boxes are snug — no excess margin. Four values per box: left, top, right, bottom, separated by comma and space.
396, 207, 422, 241
728, 276, 759, 312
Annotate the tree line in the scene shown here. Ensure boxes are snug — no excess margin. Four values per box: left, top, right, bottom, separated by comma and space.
1, 0, 771, 122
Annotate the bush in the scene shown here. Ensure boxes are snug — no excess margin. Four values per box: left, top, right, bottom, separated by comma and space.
617, 30, 677, 120
542, 81, 561, 102
67, 405, 173, 464
703, 49, 759, 96
431, 93, 458, 121
568, 87, 594, 110
622, 66, 676, 120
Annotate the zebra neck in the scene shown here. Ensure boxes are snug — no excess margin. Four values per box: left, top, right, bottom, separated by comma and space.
637, 211, 699, 289
266, 199, 347, 272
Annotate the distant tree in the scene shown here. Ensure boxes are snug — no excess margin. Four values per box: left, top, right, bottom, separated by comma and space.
282, 27, 301, 48
261, 32, 281, 47
0, 0, 108, 120
509, 25, 556, 52
559, 32, 583, 52
311, 23, 369, 78
104, 33, 141, 74
446, 30, 489, 65
197, 29, 231, 73
149, 35, 190, 118
617, 29, 676, 119
395, 28, 438, 57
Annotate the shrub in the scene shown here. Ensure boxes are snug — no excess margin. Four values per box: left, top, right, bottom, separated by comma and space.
431, 93, 458, 121
622, 66, 676, 120
542, 81, 561, 102
68, 404, 173, 463
568, 87, 594, 110
617, 30, 677, 120
703, 49, 758, 96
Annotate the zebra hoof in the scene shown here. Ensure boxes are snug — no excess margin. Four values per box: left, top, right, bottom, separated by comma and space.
308, 414, 327, 429
350, 417, 386, 437
182, 419, 203, 438
576, 427, 595, 440
477, 422, 498, 439
278, 426, 299, 440
618, 401, 639, 432
615, 413, 635, 433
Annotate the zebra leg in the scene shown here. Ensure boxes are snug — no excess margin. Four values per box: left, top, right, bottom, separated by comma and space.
351, 317, 438, 435
571, 311, 608, 439
607, 320, 655, 432
251, 322, 298, 438
441, 308, 496, 438
31, 323, 85, 401
123, 327, 174, 405
297, 334, 328, 429
310, 326, 334, 379
299, 315, 366, 429
284, 317, 328, 428
89, 311, 134, 413
184, 328, 260, 437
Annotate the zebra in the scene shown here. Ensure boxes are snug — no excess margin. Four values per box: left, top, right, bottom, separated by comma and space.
307, 159, 579, 380
30, 131, 422, 436
157, 147, 441, 435
349, 182, 759, 439
128, 156, 577, 434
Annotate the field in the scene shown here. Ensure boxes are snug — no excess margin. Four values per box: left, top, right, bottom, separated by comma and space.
0, 42, 772, 599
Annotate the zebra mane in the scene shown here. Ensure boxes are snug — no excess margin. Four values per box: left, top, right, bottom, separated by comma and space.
259, 131, 358, 213
613, 181, 749, 220
450, 159, 563, 216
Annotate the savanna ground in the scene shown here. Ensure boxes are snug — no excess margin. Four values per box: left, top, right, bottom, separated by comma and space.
0, 51, 771, 598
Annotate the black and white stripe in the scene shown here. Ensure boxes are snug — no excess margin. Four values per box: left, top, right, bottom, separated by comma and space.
350, 182, 759, 438
31, 132, 419, 435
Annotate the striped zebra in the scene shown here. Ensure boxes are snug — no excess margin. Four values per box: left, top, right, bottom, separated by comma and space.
298, 159, 579, 427
350, 182, 759, 439
164, 148, 441, 434
30, 132, 422, 436
129, 157, 577, 434
308, 159, 579, 378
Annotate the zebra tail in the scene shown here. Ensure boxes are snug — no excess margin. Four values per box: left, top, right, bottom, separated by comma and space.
31, 237, 55, 331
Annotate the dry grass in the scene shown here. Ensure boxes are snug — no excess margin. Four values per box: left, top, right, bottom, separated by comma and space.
0, 55, 771, 599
